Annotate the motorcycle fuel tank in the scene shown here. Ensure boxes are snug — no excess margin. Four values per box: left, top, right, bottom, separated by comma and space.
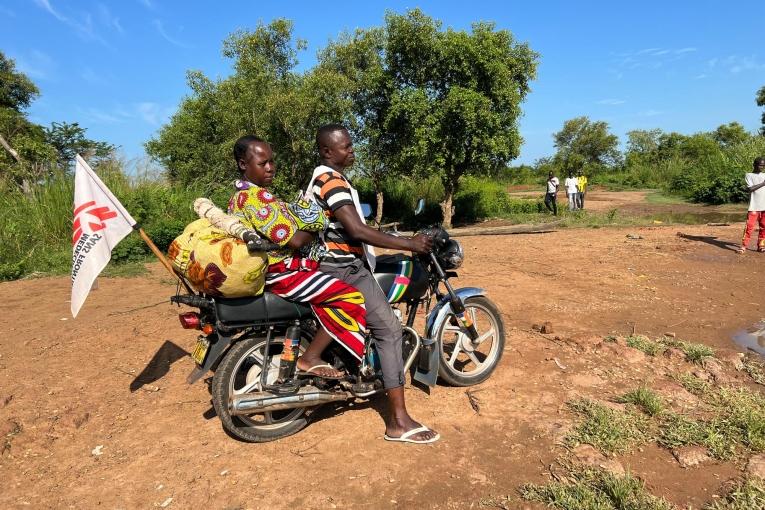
373, 254, 429, 303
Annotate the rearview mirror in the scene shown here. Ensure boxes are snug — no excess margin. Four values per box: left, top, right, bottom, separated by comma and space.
414, 198, 425, 216
360, 203, 373, 218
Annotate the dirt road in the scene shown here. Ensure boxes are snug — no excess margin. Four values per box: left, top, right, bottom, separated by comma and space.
1, 214, 763, 508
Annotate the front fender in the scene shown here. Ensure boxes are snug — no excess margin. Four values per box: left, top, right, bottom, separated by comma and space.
413, 287, 486, 387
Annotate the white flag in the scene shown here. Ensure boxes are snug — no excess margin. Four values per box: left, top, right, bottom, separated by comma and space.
71, 154, 136, 317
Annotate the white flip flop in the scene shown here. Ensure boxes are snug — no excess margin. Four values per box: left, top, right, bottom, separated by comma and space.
384, 425, 440, 444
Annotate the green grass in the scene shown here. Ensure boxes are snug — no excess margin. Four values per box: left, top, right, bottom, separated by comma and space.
705, 478, 765, 510
643, 192, 690, 205
566, 399, 652, 454
661, 338, 715, 365
657, 385, 765, 459
674, 372, 712, 396
626, 335, 664, 357
520, 467, 676, 510
616, 387, 664, 417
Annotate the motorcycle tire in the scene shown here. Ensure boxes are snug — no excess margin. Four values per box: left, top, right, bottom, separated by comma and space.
212, 334, 309, 443
436, 295, 506, 386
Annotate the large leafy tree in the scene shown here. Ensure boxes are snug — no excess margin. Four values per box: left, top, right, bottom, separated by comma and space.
319, 10, 538, 227
712, 121, 750, 147
146, 20, 355, 195
553, 116, 621, 174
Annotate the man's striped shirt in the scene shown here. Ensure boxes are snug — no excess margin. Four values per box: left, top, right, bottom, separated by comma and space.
310, 166, 363, 265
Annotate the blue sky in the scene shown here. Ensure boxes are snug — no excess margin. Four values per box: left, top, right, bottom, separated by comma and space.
3, 0, 764, 167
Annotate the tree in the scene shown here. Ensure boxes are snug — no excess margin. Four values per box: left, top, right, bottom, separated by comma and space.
319, 10, 538, 227
757, 85, 765, 136
553, 117, 621, 173
712, 122, 750, 147
0, 52, 39, 112
46, 122, 116, 169
625, 129, 663, 167
147, 19, 355, 195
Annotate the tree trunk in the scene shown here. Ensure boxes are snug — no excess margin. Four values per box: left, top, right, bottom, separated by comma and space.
440, 191, 453, 229
0, 133, 20, 162
375, 189, 384, 225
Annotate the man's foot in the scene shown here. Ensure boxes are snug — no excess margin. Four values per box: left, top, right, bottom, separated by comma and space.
384, 425, 440, 444
296, 357, 344, 379
385, 418, 439, 444
737, 246, 746, 254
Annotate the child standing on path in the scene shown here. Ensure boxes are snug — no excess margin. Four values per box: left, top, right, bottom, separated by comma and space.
739, 157, 765, 253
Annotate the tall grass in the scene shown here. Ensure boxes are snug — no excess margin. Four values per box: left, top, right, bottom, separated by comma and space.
0, 161, 232, 280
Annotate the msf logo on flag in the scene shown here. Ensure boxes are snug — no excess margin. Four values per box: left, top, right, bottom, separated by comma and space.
72, 201, 119, 245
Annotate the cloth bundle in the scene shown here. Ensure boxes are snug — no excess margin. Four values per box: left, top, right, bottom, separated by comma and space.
167, 199, 268, 297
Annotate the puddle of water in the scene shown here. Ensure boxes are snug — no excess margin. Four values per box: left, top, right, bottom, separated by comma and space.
643, 212, 743, 225
732, 320, 765, 356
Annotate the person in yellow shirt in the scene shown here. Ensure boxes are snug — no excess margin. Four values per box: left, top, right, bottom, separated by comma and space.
576, 171, 588, 210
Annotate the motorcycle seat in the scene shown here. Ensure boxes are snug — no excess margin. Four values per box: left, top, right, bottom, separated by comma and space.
214, 293, 312, 325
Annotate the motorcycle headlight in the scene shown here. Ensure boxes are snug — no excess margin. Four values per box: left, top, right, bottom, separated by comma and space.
439, 239, 464, 269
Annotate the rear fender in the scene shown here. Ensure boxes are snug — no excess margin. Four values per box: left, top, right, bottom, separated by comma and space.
185, 332, 232, 385
413, 287, 486, 387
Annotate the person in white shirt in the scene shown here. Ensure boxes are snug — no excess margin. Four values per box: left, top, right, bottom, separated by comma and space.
564, 171, 579, 211
739, 157, 765, 253
544, 171, 559, 215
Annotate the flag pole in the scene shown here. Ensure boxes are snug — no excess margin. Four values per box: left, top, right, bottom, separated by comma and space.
134, 224, 194, 294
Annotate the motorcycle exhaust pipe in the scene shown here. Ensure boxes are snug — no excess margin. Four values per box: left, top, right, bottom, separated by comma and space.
229, 388, 352, 415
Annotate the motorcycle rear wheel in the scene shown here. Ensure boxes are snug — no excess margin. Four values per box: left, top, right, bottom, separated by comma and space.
212, 334, 309, 443
436, 296, 505, 386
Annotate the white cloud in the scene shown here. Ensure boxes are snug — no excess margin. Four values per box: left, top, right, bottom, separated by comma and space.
136, 102, 175, 126
152, 19, 191, 48
694, 74, 708, 80
139, 0, 154, 9
97, 4, 125, 34
33, 0, 111, 46
597, 99, 626, 106
637, 110, 663, 117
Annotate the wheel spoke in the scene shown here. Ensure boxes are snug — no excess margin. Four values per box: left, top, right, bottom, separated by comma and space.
465, 350, 482, 368
474, 327, 496, 345
263, 412, 273, 425
448, 341, 462, 367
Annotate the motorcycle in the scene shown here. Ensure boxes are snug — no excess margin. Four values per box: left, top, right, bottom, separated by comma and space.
171, 201, 505, 442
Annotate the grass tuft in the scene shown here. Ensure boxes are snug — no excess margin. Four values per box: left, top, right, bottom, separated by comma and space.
626, 335, 664, 356
520, 467, 676, 510
616, 387, 664, 417
566, 399, 652, 454
705, 478, 765, 510
657, 385, 765, 459
673, 372, 711, 396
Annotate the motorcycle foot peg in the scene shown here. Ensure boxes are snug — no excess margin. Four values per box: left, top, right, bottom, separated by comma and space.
266, 379, 301, 395
350, 380, 382, 396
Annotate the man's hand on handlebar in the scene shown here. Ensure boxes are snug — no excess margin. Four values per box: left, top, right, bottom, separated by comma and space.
408, 232, 433, 254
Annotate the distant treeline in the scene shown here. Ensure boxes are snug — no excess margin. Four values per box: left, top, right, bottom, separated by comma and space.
503, 116, 765, 204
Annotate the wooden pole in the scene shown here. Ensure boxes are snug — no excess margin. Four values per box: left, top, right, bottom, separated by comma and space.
136, 226, 194, 294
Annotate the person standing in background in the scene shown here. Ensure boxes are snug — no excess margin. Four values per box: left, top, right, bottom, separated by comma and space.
576, 170, 588, 210
739, 157, 765, 253
564, 171, 579, 211
544, 171, 559, 215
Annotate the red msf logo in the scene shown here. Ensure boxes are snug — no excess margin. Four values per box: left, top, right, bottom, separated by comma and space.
72, 201, 118, 245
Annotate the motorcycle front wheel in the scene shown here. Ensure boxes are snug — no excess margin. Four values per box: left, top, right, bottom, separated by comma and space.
212, 334, 309, 443
437, 296, 505, 386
